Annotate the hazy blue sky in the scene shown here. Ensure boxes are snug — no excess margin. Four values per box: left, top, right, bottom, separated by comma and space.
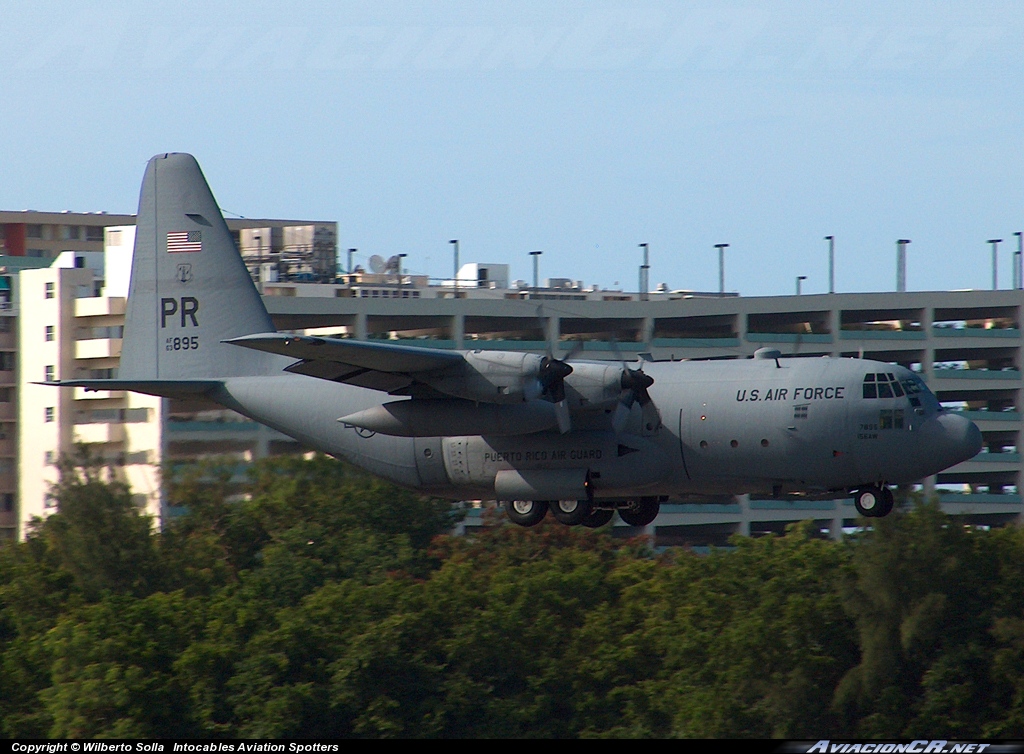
2, 1, 1022, 296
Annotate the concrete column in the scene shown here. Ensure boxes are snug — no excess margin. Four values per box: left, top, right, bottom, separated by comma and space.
640, 316, 654, 347
738, 493, 751, 536
544, 315, 560, 350
451, 313, 464, 348
921, 305, 934, 381
736, 308, 748, 355
828, 306, 841, 357
354, 312, 368, 340
831, 507, 844, 540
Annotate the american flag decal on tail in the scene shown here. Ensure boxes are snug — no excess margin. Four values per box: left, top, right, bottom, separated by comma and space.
167, 230, 202, 253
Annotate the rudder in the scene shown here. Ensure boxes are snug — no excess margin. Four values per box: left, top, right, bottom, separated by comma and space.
120, 153, 279, 380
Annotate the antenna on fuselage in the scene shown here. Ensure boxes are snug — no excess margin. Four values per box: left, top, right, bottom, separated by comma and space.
753, 347, 783, 368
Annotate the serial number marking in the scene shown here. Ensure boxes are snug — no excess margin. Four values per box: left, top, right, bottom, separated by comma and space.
166, 336, 199, 352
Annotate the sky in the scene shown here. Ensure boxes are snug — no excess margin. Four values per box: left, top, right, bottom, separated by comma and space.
2, 1, 1023, 297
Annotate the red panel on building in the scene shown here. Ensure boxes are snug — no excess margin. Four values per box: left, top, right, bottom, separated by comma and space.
2, 224, 25, 256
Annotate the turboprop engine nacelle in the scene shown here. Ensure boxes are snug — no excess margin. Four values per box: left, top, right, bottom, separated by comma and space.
423, 351, 545, 404
421, 351, 624, 408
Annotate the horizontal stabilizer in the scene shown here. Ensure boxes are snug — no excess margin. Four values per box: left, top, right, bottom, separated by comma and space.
43, 379, 222, 399
226, 333, 464, 374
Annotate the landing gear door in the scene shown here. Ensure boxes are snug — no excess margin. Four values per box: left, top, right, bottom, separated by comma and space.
413, 436, 448, 488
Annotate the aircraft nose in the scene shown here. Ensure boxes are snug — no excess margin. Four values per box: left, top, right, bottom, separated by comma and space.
925, 412, 982, 471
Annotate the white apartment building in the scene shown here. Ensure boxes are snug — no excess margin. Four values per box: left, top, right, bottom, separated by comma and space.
18, 243, 163, 525
10, 223, 307, 539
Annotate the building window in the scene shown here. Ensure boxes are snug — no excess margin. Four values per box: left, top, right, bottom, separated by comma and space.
44, 282, 54, 299
86, 226, 104, 242
44, 407, 54, 422
26, 224, 42, 239
0, 389, 10, 403
0, 493, 12, 512
62, 225, 80, 241
44, 451, 55, 465
45, 325, 54, 342
44, 365, 55, 382
0, 353, 15, 372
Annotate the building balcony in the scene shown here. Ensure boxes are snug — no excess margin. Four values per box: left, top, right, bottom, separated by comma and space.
933, 326, 1020, 339
166, 420, 261, 438
465, 339, 548, 351
651, 337, 742, 349
73, 387, 126, 400
75, 297, 125, 317
838, 330, 926, 340
75, 338, 122, 360
932, 368, 1021, 381
73, 423, 125, 444
965, 451, 1022, 463
746, 332, 832, 344
945, 452, 1021, 474
951, 410, 1020, 423
937, 492, 1023, 505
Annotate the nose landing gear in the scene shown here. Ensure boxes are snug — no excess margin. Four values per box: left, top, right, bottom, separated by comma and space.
853, 485, 894, 518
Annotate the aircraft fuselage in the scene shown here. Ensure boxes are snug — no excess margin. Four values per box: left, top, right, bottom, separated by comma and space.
212, 354, 979, 503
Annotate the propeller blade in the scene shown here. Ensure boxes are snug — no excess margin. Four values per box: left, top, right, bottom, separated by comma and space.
561, 338, 585, 362
612, 400, 632, 433
555, 400, 571, 434
613, 365, 659, 433
641, 400, 662, 432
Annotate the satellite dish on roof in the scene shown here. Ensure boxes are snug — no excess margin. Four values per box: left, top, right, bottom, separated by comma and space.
368, 254, 386, 273
384, 255, 401, 273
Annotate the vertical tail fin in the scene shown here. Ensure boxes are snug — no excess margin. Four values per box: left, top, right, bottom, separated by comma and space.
119, 153, 278, 380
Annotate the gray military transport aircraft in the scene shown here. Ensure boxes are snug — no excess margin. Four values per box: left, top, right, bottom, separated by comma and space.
50, 153, 982, 527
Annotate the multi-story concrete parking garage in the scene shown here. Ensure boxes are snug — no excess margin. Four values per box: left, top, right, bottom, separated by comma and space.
262, 281, 1024, 545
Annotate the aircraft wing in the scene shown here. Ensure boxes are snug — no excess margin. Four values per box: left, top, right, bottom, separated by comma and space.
225, 333, 465, 393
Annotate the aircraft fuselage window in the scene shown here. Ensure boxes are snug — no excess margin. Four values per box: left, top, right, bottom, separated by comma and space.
879, 409, 905, 430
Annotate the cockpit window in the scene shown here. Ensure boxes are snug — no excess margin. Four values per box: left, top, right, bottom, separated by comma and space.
863, 371, 914, 400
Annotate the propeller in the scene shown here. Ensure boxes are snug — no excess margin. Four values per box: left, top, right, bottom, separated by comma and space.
534, 306, 583, 433
609, 340, 661, 434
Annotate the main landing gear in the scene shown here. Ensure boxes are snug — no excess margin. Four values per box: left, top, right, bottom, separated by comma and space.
853, 485, 894, 518
503, 498, 661, 528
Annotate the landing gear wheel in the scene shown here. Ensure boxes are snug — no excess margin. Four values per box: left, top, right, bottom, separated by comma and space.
505, 500, 548, 527
550, 498, 592, 526
618, 498, 660, 527
581, 508, 614, 529
854, 487, 892, 518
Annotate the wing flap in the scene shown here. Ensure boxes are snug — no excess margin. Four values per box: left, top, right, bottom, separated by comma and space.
226, 333, 463, 374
